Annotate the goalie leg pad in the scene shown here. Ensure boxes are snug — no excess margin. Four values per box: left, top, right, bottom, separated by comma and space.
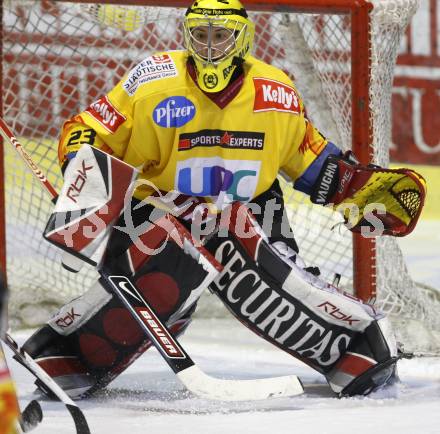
326, 317, 399, 396
208, 235, 357, 374
207, 203, 398, 396
23, 284, 192, 398
24, 207, 221, 398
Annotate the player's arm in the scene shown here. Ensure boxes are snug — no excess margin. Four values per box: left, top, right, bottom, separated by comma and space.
282, 119, 426, 237
58, 120, 107, 172
58, 80, 134, 172
55, 80, 136, 272
291, 127, 343, 195
280, 107, 343, 191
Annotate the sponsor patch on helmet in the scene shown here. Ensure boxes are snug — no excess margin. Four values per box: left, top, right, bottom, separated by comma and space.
253, 78, 301, 114
153, 96, 196, 128
190, 8, 246, 17
85, 96, 126, 133
123, 54, 178, 96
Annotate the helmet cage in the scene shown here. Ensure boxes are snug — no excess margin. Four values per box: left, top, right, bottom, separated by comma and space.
184, 17, 248, 66
183, 2, 254, 93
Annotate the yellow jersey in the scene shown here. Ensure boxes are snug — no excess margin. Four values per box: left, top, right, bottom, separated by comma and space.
58, 50, 329, 210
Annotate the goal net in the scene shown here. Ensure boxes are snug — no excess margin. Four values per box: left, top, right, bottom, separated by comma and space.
1, 0, 439, 350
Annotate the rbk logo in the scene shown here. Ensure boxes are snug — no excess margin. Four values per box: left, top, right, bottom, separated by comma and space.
317, 301, 360, 326
66, 160, 93, 203
55, 308, 81, 328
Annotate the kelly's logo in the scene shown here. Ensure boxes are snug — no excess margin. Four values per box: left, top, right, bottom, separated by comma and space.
253, 78, 300, 114
86, 96, 126, 133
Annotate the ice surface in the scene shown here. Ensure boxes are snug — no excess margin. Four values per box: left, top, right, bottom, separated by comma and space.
4, 317, 440, 434
3, 220, 440, 434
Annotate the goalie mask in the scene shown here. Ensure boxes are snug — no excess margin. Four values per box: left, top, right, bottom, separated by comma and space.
183, 0, 255, 93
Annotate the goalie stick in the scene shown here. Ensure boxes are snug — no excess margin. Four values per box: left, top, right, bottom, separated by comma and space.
19, 399, 43, 433
0, 346, 42, 433
100, 271, 303, 400
1, 274, 42, 432
399, 350, 440, 359
2, 333, 90, 434
0, 116, 304, 401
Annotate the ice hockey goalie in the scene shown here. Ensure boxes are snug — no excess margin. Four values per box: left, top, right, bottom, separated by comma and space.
22, 0, 426, 400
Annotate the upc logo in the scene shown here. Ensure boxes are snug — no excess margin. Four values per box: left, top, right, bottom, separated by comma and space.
175, 158, 261, 207
153, 96, 196, 128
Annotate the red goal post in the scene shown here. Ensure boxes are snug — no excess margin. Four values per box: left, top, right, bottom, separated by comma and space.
2, 0, 439, 351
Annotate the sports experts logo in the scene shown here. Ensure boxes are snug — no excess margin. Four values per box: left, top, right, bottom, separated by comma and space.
178, 129, 264, 151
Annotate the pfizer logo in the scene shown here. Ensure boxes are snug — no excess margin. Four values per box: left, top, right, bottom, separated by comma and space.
153, 96, 196, 128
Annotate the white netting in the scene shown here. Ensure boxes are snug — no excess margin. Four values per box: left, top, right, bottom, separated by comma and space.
367, 1, 439, 344
274, 0, 440, 349
2, 1, 438, 349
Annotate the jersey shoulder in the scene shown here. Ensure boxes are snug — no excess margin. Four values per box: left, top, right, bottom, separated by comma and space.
246, 56, 295, 87
119, 50, 188, 100
245, 55, 304, 114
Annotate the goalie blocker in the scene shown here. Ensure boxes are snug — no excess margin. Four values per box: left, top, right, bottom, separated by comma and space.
25, 147, 400, 398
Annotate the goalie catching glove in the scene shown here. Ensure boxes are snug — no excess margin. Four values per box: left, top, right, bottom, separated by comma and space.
310, 151, 426, 236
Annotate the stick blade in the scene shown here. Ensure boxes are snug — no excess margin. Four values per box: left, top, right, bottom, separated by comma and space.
20, 400, 43, 432
66, 404, 91, 434
178, 365, 304, 401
